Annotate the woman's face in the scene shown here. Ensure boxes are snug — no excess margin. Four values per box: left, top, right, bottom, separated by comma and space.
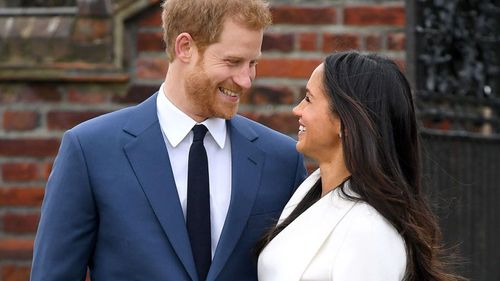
293, 64, 342, 162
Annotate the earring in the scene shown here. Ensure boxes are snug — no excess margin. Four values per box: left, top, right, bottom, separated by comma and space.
339, 131, 342, 139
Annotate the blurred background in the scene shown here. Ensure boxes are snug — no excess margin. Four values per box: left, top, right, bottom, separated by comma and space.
0, 0, 498, 280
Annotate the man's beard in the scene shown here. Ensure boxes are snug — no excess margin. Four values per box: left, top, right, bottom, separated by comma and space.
185, 65, 239, 120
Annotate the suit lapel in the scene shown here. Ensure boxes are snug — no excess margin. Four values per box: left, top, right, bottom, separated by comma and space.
264, 172, 357, 281
123, 93, 198, 281
207, 116, 264, 281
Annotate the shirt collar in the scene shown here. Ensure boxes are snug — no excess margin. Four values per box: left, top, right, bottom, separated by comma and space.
157, 83, 227, 148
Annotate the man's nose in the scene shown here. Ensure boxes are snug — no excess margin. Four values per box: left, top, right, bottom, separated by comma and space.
233, 66, 253, 90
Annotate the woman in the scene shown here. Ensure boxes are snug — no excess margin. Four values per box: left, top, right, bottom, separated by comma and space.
257, 52, 464, 281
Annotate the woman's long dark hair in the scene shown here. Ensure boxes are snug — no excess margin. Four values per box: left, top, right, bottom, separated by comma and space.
256, 52, 465, 281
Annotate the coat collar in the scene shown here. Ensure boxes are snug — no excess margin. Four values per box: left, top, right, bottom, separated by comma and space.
259, 169, 358, 281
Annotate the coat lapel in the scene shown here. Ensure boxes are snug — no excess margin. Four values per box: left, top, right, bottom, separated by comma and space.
207, 116, 264, 281
122, 93, 198, 281
261, 170, 358, 281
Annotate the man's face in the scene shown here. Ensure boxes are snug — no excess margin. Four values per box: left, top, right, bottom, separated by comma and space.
184, 19, 264, 120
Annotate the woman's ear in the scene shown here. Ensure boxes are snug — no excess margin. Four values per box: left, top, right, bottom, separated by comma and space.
339, 124, 346, 139
174, 32, 195, 63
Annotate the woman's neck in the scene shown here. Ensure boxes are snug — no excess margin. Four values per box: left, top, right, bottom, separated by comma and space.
318, 161, 351, 197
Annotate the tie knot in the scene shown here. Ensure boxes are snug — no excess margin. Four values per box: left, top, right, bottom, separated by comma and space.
192, 124, 208, 142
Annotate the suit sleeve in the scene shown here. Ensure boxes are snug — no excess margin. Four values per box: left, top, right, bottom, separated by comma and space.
31, 130, 98, 281
329, 210, 407, 281
292, 153, 308, 192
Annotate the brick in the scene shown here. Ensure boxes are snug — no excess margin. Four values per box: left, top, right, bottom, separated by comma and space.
257, 58, 322, 78
323, 33, 360, 52
0, 187, 45, 207
137, 31, 165, 52
68, 88, 109, 104
47, 111, 108, 130
3, 111, 38, 131
18, 83, 62, 102
112, 84, 159, 104
2, 163, 39, 182
0, 239, 33, 260
344, 5, 405, 27
42, 162, 53, 181
262, 33, 294, 52
250, 112, 298, 135
136, 57, 168, 80
271, 6, 336, 25
239, 112, 258, 123
299, 33, 318, 51
0, 139, 60, 157
138, 8, 162, 27
1, 264, 31, 281
388, 32, 406, 51
242, 86, 295, 105
365, 34, 382, 51
2, 213, 40, 234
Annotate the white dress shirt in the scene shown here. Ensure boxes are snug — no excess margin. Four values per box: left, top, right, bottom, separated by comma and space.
156, 83, 232, 257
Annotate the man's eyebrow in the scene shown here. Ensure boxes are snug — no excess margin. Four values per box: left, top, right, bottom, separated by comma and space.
224, 56, 242, 60
224, 53, 262, 61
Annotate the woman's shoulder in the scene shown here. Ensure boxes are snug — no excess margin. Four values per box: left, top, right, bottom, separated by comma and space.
332, 183, 403, 242
345, 200, 402, 241
328, 198, 407, 279
335, 198, 406, 264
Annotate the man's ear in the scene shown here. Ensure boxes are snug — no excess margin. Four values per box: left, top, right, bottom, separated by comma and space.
175, 32, 195, 63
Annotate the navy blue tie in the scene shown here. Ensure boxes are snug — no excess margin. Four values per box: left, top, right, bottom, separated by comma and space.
187, 124, 211, 281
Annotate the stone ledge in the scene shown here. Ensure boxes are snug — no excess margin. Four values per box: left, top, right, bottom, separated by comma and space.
0, 68, 129, 82
0, 16, 113, 66
0, 0, 161, 82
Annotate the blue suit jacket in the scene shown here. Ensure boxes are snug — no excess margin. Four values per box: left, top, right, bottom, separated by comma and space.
31, 93, 307, 281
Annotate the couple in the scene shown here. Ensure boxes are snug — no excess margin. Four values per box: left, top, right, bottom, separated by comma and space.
31, 0, 461, 280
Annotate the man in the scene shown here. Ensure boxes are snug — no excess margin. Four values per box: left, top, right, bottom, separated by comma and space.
30, 0, 307, 280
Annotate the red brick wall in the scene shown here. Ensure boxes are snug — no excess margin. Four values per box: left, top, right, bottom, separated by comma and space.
0, 1, 405, 280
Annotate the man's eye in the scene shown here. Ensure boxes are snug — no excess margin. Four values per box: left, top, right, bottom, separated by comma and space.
226, 59, 239, 65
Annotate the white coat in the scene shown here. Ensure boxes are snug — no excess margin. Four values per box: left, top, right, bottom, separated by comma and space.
258, 169, 407, 281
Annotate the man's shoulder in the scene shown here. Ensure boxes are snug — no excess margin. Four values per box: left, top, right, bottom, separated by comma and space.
71, 93, 158, 138
71, 105, 137, 137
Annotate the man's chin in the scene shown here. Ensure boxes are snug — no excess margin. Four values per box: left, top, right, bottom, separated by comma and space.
216, 112, 237, 120
214, 107, 238, 120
